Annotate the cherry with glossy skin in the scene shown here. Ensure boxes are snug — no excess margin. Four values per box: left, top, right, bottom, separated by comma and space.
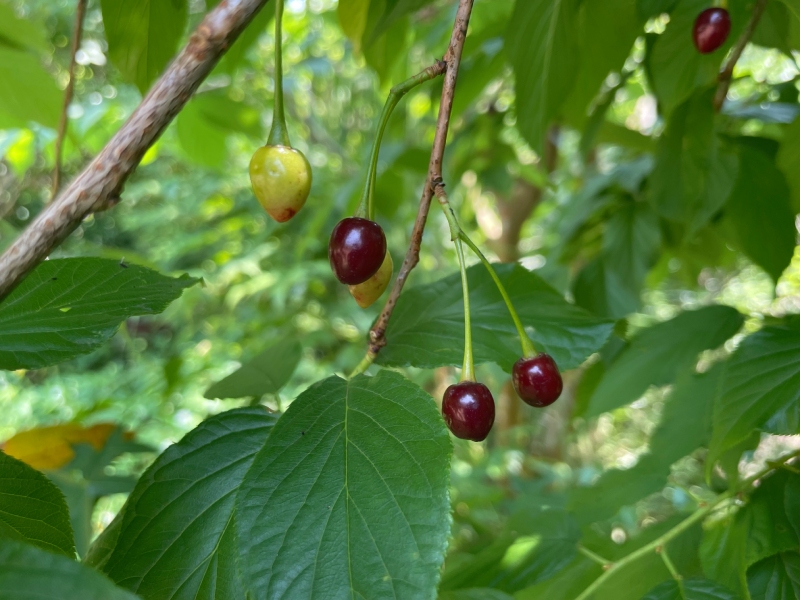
512, 353, 563, 408
349, 251, 393, 308
249, 145, 312, 222
442, 381, 495, 442
329, 217, 387, 285
693, 7, 731, 54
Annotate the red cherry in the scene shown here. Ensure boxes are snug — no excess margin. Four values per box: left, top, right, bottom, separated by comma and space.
328, 217, 387, 285
693, 7, 731, 54
512, 353, 563, 408
442, 381, 495, 442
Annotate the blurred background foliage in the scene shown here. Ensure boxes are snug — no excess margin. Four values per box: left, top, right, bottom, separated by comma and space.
1, 0, 800, 595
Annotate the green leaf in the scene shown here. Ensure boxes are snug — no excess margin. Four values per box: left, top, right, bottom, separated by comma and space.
439, 508, 580, 593
235, 371, 452, 600
0, 3, 49, 53
100, 0, 188, 94
377, 263, 615, 372
752, 0, 794, 55
507, 0, 580, 152
338, 0, 371, 47
438, 590, 514, 600
642, 578, 738, 600
0, 452, 74, 557
649, 88, 739, 232
0, 258, 198, 370
367, 0, 430, 43
648, 0, 743, 115
96, 407, 276, 599
701, 471, 800, 596
708, 323, 800, 467
562, 0, 642, 127
204, 338, 302, 399
0, 47, 62, 128
637, 0, 679, 20
0, 539, 139, 600
726, 138, 797, 281
574, 200, 661, 319
584, 305, 743, 418
778, 108, 800, 213
362, 2, 408, 85
748, 552, 800, 600
786, 475, 800, 540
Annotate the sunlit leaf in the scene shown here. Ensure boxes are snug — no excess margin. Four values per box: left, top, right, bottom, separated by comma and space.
3, 423, 120, 471
0, 47, 61, 128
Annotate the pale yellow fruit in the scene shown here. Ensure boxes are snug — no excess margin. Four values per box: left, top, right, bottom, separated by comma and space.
249, 145, 312, 222
348, 251, 393, 308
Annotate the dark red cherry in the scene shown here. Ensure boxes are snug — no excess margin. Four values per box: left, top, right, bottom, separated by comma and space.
329, 217, 387, 285
442, 381, 495, 442
512, 353, 563, 408
693, 7, 731, 54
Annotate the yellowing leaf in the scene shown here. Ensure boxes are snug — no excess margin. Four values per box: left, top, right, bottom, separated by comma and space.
2, 423, 121, 470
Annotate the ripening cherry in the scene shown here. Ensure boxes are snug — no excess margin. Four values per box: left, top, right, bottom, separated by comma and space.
329, 217, 387, 285
693, 7, 731, 54
512, 353, 563, 408
442, 381, 495, 442
249, 145, 312, 222
349, 251, 393, 308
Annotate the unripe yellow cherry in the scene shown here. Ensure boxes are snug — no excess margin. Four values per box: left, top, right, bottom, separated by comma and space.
249, 145, 312, 223
348, 251, 393, 308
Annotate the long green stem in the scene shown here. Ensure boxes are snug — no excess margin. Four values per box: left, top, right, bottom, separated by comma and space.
267, 0, 290, 147
458, 234, 537, 357
356, 63, 446, 219
577, 545, 611, 568
573, 448, 800, 600
659, 546, 686, 600
455, 237, 475, 382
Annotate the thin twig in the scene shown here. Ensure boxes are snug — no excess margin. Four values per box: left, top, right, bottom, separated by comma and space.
366, 0, 474, 358
713, 0, 770, 112
51, 0, 87, 199
0, 0, 270, 301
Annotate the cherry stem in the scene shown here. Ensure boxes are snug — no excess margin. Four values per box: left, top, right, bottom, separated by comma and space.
432, 183, 537, 358
267, 0, 291, 147
658, 546, 686, 599
454, 237, 475, 382
356, 62, 447, 220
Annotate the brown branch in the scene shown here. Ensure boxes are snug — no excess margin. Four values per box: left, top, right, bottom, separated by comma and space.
366, 0, 474, 357
0, 0, 270, 301
51, 0, 87, 199
713, 0, 770, 112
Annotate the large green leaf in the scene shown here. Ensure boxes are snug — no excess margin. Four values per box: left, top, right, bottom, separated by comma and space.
366, 0, 431, 43
584, 306, 743, 418
204, 338, 302, 399
708, 322, 800, 467
377, 263, 615, 372
94, 407, 276, 599
235, 371, 452, 600
748, 553, 800, 600
570, 366, 719, 523
0, 539, 138, 600
726, 138, 797, 281
362, 0, 408, 85
648, 0, 744, 114
642, 578, 737, 600
100, 0, 187, 94
0, 452, 74, 557
439, 508, 580, 594
507, 0, 580, 152
438, 590, 514, 600
649, 89, 739, 232
0, 258, 198, 370
777, 117, 800, 212
0, 46, 61, 128
0, 3, 49, 53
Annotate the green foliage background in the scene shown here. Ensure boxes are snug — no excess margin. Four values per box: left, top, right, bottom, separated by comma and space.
1, 0, 800, 598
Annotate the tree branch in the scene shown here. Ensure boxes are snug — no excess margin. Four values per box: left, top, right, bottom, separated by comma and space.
51, 0, 87, 199
0, 0, 270, 301
713, 0, 770, 112
366, 0, 474, 357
